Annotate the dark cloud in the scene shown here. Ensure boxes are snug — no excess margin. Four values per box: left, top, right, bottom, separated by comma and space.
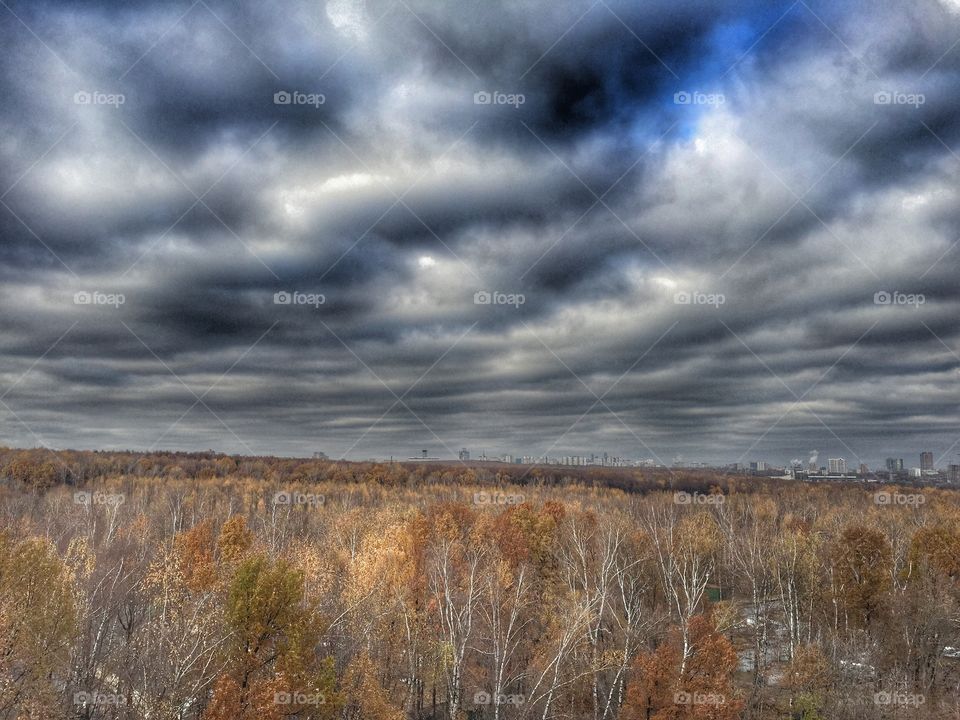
0, 0, 958, 468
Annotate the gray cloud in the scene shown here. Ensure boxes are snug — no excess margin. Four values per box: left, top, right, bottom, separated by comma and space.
0, 0, 958, 468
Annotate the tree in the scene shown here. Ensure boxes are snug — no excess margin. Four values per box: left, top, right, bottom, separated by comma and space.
218, 515, 255, 564
829, 525, 891, 631
0, 536, 76, 720
645, 507, 721, 675
202, 555, 337, 720
785, 644, 830, 720
621, 611, 743, 720
420, 503, 483, 720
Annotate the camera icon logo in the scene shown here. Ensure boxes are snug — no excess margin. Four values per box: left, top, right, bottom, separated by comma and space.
74, 491, 92, 505
274, 291, 292, 305
274, 691, 292, 704
274, 91, 292, 105
74, 91, 92, 105
473, 691, 492, 705
273, 491, 291, 505
74, 291, 92, 304
873, 91, 892, 105
674, 691, 692, 705
674, 91, 692, 105
474, 290, 492, 305
673, 291, 691, 305
873, 291, 891, 305
474, 91, 492, 105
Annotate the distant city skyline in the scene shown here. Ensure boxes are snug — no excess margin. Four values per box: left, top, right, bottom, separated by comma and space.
19, 442, 960, 473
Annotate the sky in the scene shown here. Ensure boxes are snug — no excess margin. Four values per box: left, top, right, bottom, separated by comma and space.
0, 0, 959, 468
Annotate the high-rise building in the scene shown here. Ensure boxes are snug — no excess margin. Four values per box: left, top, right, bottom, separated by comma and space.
408, 449, 440, 460
858, 463, 869, 476
828, 458, 846, 475
458, 448, 470, 461
949, 465, 960, 484
885, 458, 904, 472
920, 451, 934, 472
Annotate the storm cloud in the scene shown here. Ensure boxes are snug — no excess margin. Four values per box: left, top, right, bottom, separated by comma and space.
1, 0, 958, 467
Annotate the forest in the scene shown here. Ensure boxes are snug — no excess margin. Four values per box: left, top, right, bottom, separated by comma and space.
0, 447, 957, 719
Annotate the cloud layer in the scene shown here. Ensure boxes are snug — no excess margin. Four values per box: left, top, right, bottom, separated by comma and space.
1, 0, 958, 467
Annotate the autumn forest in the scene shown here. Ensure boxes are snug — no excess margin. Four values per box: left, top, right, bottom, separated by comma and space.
1, 448, 958, 720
